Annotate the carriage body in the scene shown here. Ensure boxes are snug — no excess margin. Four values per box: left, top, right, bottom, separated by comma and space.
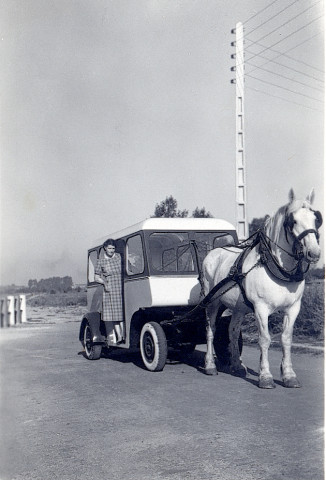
79, 218, 238, 370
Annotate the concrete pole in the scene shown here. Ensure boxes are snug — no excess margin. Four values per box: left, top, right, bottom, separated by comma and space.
232, 22, 248, 241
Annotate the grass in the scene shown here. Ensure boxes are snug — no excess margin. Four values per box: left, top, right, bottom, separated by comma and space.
26, 282, 324, 343
27, 291, 87, 307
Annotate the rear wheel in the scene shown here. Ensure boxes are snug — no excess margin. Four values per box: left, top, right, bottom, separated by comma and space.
213, 316, 243, 366
83, 322, 102, 360
140, 322, 167, 371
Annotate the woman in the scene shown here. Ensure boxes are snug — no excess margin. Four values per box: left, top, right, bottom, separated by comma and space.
94, 238, 124, 344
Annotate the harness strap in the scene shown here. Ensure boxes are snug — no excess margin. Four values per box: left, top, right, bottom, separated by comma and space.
228, 247, 255, 310
259, 232, 309, 282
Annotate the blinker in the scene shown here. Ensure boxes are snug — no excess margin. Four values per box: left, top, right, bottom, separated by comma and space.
314, 210, 323, 229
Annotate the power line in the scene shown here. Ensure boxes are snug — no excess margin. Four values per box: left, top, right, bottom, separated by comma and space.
246, 0, 322, 46
246, 63, 324, 92
245, 32, 325, 76
243, 0, 281, 26
246, 47, 324, 84
246, 0, 302, 36
246, 73, 324, 103
245, 15, 323, 63
246, 85, 323, 112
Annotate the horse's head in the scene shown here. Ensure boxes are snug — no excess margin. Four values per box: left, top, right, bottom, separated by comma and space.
284, 189, 322, 263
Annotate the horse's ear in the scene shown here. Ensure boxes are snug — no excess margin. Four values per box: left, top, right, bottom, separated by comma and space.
288, 188, 295, 203
306, 189, 315, 205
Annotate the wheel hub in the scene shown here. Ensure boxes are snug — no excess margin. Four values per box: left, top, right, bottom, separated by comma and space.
143, 332, 155, 361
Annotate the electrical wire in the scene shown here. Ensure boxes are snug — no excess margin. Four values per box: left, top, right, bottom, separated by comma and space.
246, 73, 324, 103
246, 0, 322, 46
246, 0, 302, 36
246, 85, 323, 112
243, 0, 281, 26
245, 14, 324, 63
246, 33, 325, 74
246, 63, 324, 92
246, 48, 324, 83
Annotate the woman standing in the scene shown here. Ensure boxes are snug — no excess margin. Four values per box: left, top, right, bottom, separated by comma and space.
94, 238, 124, 344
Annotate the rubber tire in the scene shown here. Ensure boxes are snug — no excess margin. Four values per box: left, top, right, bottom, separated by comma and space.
213, 316, 243, 366
83, 322, 102, 360
140, 322, 168, 372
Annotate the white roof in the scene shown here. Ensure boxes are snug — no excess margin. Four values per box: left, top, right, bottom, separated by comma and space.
92, 218, 236, 247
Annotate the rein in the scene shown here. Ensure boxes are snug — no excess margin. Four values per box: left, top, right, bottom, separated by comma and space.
163, 209, 322, 324
260, 208, 322, 282
258, 231, 309, 283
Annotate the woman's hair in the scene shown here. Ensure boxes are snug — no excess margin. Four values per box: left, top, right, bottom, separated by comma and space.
103, 238, 116, 248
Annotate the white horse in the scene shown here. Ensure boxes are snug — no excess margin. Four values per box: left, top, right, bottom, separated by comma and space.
202, 189, 322, 388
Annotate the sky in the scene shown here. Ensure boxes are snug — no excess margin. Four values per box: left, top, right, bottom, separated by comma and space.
0, 0, 324, 285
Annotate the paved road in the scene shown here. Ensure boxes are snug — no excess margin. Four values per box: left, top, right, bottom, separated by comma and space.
0, 314, 324, 480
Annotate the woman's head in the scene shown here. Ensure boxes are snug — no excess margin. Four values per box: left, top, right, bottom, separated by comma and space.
103, 238, 116, 248
103, 238, 116, 257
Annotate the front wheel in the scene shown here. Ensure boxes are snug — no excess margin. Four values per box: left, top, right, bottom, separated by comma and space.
140, 322, 167, 372
83, 322, 102, 360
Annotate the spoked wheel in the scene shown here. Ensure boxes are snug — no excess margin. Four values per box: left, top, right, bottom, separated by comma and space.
140, 322, 167, 372
213, 316, 243, 366
83, 322, 102, 360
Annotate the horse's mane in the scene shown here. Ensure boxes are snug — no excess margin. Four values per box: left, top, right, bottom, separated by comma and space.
264, 198, 312, 247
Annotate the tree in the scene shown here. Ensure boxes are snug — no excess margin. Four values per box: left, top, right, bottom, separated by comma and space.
28, 279, 38, 291
192, 207, 213, 218
248, 215, 269, 236
153, 196, 188, 218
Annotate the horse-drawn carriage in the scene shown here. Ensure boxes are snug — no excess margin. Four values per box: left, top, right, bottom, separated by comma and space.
79, 190, 322, 388
79, 217, 239, 370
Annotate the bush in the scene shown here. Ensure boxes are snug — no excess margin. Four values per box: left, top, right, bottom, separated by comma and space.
241, 281, 324, 341
28, 291, 87, 307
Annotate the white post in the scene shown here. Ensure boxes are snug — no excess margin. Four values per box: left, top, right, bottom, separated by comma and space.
232, 22, 248, 241
7, 296, 15, 326
1, 297, 8, 328
19, 295, 27, 323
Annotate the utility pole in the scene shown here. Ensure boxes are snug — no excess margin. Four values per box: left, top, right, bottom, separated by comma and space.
231, 22, 248, 241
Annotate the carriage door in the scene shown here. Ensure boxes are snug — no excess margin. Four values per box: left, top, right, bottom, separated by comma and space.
115, 239, 126, 320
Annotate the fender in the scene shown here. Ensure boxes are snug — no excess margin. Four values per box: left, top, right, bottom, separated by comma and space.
79, 312, 106, 345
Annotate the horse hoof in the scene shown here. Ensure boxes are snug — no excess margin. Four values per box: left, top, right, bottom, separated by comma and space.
258, 377, 276, 389
204, 367, 218, 376
231, 365, 247, 378
283, 377, 301, 388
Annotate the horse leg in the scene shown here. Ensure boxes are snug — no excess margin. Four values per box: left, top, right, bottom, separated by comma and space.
255, 305, 275, 389
229, 308, 247, 377
204, 303, 218, 375
280, 304, 301, 388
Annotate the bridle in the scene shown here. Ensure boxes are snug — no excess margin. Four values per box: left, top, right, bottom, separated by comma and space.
254, 207, 323, 283
283, 209, 323, 260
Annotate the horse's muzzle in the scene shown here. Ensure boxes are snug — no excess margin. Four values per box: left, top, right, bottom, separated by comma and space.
306, 248, 321, 264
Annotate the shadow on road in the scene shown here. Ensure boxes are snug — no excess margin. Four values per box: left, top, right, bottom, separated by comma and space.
77, 347, 286, 388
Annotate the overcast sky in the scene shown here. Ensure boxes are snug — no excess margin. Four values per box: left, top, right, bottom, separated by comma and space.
0, 0, 324, 285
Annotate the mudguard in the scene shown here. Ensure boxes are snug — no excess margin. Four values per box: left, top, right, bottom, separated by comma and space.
79, 312, 106, 345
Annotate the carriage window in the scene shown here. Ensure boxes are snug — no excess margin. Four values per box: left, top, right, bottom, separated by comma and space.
88, 250, 98, 283
126, 235, 144, 275
213, 234, 235, 248
193, 232, 235, 267
149, 232, 195, 273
